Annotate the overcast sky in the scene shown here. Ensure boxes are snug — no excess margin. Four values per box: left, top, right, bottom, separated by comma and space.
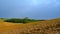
0, 0, 60, 19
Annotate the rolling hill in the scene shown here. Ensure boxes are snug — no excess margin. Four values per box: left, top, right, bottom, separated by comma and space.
0, 18, 60, 34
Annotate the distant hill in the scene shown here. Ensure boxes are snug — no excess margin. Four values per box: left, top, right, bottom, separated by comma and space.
0, 18, 60, 34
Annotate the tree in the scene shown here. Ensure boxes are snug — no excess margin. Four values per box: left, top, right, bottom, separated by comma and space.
23, 17, 29, 23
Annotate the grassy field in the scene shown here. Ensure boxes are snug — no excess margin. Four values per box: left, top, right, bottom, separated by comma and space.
0, 18, 60, 34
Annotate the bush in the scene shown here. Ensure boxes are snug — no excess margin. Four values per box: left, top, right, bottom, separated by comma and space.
4, 17, 45, 23
4, 17, 33, 23
4, 18, 23, 23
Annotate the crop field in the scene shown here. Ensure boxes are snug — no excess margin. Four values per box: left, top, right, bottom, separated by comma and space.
0, 18, 60, 34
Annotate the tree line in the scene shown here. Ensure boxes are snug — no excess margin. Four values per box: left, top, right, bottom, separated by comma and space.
0, 17, 45, 23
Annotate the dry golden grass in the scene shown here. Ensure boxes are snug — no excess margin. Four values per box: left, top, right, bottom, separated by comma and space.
0, 18, 60, 34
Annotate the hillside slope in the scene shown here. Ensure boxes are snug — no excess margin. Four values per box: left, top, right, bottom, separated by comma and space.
0, 18, 60, 34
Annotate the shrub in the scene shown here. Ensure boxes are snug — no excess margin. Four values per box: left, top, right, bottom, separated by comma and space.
4, 17, 32, 23
4, 18, 23, 23
4, 17, 45, 23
